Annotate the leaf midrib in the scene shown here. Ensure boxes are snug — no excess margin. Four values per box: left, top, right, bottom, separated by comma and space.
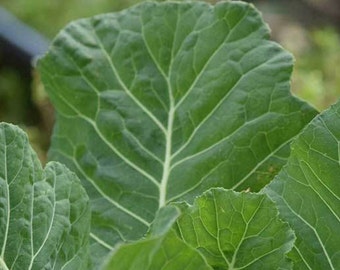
159, 103, 175, 208
148, 6, 251, 208
1, 135, 10, 261
0, 257, 9, 270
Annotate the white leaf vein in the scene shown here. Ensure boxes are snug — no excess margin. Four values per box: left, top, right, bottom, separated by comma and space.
90, 233, 114, 251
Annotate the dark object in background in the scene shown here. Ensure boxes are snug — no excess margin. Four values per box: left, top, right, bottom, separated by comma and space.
0, 7, 49, 125
244, 0, 340, 30
301, 0, 340, 27
0, 7, 49, 71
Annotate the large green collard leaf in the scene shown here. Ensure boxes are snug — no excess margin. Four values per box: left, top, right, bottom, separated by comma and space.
39, 1, 317, 255
175, 188, 295, 269
0, 123, 90, 270
264, 101, 340, 269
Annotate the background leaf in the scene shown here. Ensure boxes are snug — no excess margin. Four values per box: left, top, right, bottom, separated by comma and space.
175, 188, 295, 270
0, 123, 90, 270
264, 101, 340, 269
39, 0, 317, 261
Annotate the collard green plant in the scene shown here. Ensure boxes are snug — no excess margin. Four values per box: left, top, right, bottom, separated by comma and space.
21, 0, 339, 269
0, 123, 90, 270
38, 2, 317, 265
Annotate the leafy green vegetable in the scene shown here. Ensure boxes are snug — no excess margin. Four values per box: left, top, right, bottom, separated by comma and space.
264, 101, 340, 269
175, 188, 295, 269
0, 123, 90, 270
4, 0, 340, 269
38, 0, 317, 263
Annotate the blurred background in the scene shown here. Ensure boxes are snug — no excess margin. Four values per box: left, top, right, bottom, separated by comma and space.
0, 0, 340, 163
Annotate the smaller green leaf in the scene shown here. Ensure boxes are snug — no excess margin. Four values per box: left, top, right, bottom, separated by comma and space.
0, 123, 90, 270
175, 188, 295, 270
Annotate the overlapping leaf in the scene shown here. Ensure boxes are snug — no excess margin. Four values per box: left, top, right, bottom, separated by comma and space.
0, 123, 90, 270
264, 101, 340, 269
175, 188, 295, 269
39, 1, 317, 260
